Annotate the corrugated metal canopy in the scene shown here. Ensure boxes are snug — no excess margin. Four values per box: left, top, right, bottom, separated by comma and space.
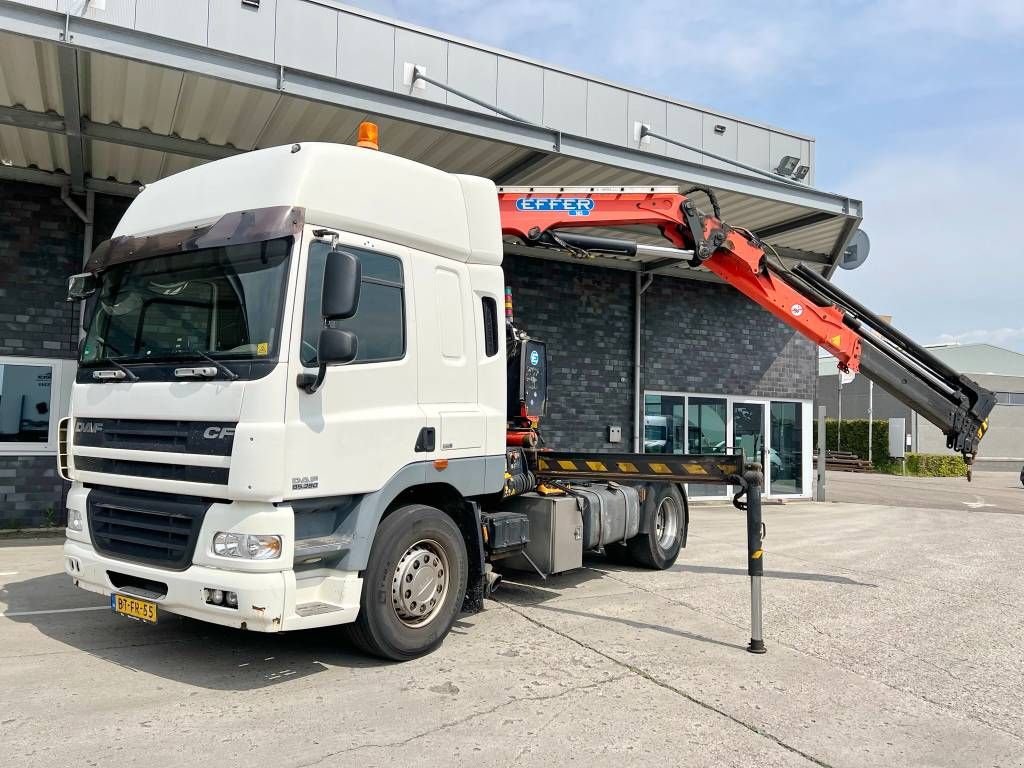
0, 23, 859, 279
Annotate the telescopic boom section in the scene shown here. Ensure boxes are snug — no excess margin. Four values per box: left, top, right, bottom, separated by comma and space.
498, 188, 996, 467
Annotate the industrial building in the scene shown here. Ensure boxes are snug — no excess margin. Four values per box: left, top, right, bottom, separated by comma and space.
0, 0, 864, 525
818, 343, 1024, 470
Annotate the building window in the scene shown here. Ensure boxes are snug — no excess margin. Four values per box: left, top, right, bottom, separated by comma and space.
644, 390, 810, 497
0, 363, 51, 443
0, 357, 74, 454
301, 242, 405, 366
643, 394, 685, 453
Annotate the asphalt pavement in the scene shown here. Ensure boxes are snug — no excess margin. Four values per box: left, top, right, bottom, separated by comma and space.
2, 491, 1023, 767
824, 469, 1022, 515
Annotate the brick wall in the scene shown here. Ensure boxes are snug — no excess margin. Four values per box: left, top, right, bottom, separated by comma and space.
0, 181, 129, 528
643, 276, 817, 400
503, 255, 817, 452
504, 254, 635, 452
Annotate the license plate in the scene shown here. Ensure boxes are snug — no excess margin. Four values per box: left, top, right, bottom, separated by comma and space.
111, 593, 158, 623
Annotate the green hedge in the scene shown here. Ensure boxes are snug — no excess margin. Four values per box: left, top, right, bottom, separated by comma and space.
812, 419, 967, 476
880, 453, 968, 477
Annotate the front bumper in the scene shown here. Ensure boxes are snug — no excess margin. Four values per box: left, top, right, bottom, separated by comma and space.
64, 539, 362, 632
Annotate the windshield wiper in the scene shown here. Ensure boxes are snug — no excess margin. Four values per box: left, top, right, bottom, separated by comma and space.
92, 355, 139, 382
172, 350, 239, 381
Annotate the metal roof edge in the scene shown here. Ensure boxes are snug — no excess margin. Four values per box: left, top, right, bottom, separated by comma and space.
0, 5, 862, 220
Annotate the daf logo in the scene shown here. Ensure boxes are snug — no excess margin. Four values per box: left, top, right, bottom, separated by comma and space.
203, 427, 236, 440
75, 421, 103, 434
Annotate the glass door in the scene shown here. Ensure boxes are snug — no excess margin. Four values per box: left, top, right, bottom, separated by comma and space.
687, 396, 728, 497
732, 401, 766, 470
770, 401, 803, 495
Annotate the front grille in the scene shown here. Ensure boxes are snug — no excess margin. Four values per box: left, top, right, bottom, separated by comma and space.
72, 418, 236, 456
75, 456, 229, 485
88, 486, 212, 570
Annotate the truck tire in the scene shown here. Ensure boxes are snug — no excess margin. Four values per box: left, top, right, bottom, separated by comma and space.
347, 504, 468, 661
627, 484, 686, 570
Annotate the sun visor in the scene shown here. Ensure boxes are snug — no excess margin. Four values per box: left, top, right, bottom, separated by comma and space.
85, 206, 305, 273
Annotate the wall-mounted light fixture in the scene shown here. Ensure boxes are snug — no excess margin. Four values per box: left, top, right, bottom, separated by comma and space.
775, 155, 799, 176
713, 124, 727, 135
792, 165, 810, 181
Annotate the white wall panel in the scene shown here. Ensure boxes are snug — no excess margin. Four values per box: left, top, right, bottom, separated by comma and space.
665, 103, 702, 164
627, 93, 667, 155
135, 0, 207, 46
702, 114, 737, 171
542, 70, 586, 136
338, 13, 394, 92
737, 123, 770, 173
586, 82, 627, 146
209, 0, 277, 61
59, 0, 135, 27
496, 57, 542, 124
393, 29, 447, 105
446, 44, 496, 116
276, 0, 337, 77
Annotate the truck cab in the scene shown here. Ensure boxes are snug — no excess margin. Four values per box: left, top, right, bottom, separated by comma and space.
63, 142, 510, 657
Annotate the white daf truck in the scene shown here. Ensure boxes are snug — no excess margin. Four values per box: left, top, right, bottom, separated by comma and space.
61, 128, 994, 660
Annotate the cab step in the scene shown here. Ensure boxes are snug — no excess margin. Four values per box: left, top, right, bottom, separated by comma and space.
294, 535, 352, 562
294, 601, 345, 617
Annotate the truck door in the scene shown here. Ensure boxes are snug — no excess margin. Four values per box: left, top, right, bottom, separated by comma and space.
284, 231, 424, 497
411, 251, 484, 459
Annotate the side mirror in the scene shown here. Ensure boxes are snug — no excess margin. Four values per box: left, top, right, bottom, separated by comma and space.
66, 272, 98, 302
322, 250, 360, 320
297, 328, 358, 394
317, 327, 357, 365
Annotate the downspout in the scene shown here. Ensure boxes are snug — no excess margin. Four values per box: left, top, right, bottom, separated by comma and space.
61, 187, 94, 337
632, 272, 654, 452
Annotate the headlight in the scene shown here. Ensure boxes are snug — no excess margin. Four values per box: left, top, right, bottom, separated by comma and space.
67, 508, 84, 532
213, 532, 282, 560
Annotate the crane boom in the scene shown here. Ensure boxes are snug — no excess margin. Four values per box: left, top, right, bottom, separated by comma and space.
498, 187, 995, 469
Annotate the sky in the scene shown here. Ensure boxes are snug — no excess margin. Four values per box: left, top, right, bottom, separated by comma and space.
344, 0, 1024, 352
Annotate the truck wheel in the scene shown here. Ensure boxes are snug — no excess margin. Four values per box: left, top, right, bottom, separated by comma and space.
347, 504, 468, 661
628, 484, 686, 570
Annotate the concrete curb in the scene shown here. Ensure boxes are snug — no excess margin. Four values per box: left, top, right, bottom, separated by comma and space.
0, 527, 65, 540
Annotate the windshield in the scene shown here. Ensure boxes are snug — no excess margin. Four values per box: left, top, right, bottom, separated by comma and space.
80, 238, 291, 365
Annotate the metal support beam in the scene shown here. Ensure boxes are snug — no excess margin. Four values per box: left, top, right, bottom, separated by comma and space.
0, 104, 64, 132
57, 45, 86, 193
0, 164, 139, 197
755, 211, 834, 239
0, 103, 242, 161
824, 216, 861, 279
82, 120, 241, 160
